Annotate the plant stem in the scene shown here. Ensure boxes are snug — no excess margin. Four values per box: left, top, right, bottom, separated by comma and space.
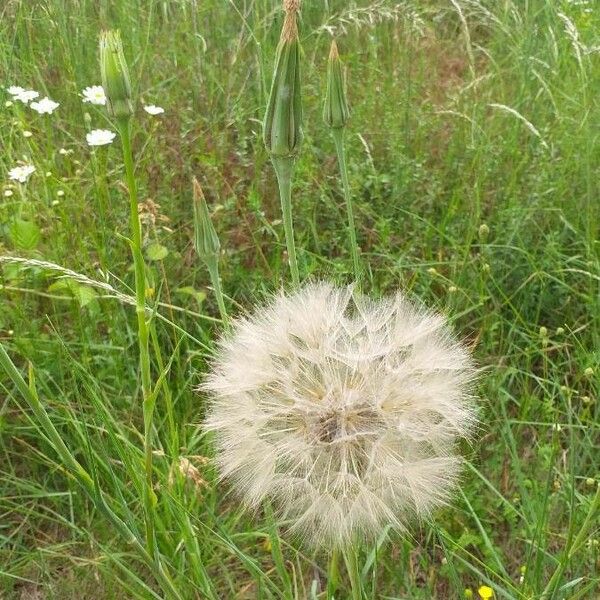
327, 547, 340, 599
332, 127, 360, 281
206, 256, 228, 325
271, 156, 300, 287
117, 117, 156, 557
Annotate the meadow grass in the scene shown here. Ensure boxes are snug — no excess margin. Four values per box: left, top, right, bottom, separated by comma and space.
0, 0, 599, 598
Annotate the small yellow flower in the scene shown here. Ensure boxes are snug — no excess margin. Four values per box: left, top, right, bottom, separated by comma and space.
478, 586, 494, 599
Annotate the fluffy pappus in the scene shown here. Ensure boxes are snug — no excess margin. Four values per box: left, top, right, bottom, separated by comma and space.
202, 282, 478, 548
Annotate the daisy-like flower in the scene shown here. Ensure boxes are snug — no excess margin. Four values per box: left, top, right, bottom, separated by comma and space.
86, 129, 116, 146
7, 86, 25, 96
81, 85, 106, 105
143, 104, 164, 115
30, 97, 59, 114
8, 165, 36, 183
203, 282, 478, 548
14, 90, 39, 104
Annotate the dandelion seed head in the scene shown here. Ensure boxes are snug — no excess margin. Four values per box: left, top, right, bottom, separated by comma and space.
143, 104, 165, 115
86, 129, 116, 146
8, 165, 36, 183
203, 283, 477, 548
81, 85, 106, 105
30, 97, 59, 114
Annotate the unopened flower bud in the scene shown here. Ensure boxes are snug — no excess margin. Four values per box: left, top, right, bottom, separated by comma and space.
192, 178, 220, 264
323, 40, 349, 130
263, 10, 303, 158
99, 30, 133, 120
478, 223, 489, 240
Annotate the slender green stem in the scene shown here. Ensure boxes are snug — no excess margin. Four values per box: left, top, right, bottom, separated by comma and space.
327, 547, 340, 599
343, 546, 363, 600
206, 257, 229, 325
117, 117, 156, 557
332, 127, 360, 281
271, 156, 300, 287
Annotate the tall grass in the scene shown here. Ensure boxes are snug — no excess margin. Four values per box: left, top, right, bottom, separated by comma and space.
0, 0, 598, 598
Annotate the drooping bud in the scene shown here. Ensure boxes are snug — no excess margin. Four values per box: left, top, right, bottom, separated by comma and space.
99, 30, 133, 120
323, 39, 349, 129
192, 178, 220, 265
263, 9, 303, 158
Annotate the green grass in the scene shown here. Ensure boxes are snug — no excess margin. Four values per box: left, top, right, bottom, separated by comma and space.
1, 0, 599, 598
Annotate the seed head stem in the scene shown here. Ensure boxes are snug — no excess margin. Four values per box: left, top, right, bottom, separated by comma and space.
116, 116, 157, 557
332, 128, 361, 281
272, 156, 300, 286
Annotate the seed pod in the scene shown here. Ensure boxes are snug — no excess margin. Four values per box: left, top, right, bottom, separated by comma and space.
192, 178, 220, 264
323, 40, 349, 129
263, 10, 303, 158
99, 30, 133, 120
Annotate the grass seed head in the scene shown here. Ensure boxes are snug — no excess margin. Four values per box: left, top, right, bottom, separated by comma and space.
99, 30, 133, 119
203, 282, 478, 548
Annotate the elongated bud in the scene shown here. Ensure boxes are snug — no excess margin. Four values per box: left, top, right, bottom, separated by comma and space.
263, 9, 303, 158
193, 178, 220, 264
99, 30, 133, 120
323, 40, 349, 129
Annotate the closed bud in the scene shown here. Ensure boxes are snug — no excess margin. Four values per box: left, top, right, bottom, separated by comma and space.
263, 9, 303, 158
99, 30, 133, 120
323, 40, 349, 129
192, 178, 220, 264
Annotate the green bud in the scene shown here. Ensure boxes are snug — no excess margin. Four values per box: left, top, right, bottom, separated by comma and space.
192, 178, 220, 264
263, 10, 303, 158
99, 30, 133, 120
323, 39, 349, 129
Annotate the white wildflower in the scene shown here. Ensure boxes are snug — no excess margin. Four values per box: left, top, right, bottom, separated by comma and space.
143, 104, 164, 115
86, 129, 116, 146
8, 165, 36, 183
4, 189, 14, 197
7, 86, 25, 96
23, 131, 33, 138
30, 97, 60, 114
81, 85, 106, 105
14, 90, 39, 104
203, 282, 477, 548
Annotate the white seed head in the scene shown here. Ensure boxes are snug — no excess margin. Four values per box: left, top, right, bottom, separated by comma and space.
202, 283, 477, 548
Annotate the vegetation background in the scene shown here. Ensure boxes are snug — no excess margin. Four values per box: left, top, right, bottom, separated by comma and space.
0, 0, 598, 598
